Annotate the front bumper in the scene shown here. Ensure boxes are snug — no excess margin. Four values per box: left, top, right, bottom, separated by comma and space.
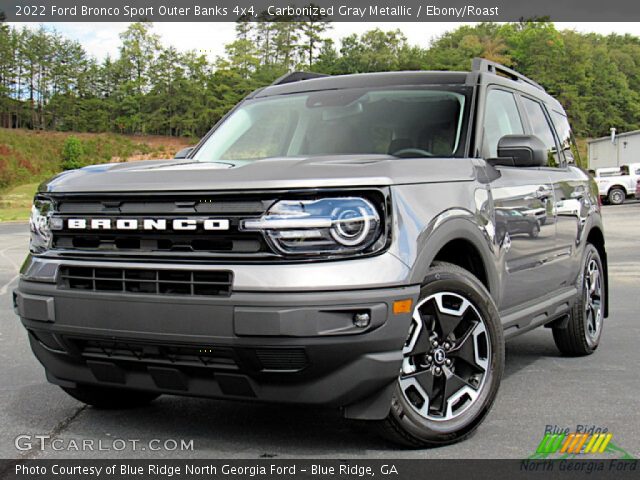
15, 273, 419, 419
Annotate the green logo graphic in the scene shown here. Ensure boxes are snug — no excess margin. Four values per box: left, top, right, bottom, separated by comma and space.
530, 432, 635, 459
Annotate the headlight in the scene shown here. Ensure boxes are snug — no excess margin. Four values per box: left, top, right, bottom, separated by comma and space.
29, 198, 54, 253
242, 197, 384, 256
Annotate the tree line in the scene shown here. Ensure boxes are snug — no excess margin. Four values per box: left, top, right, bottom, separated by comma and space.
1, 20, 640, 139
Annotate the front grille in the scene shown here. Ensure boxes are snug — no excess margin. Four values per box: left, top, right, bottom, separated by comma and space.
55, 232, 264, 254
44, 189, 389, 261
49, 194, 274, 259
59, 266, 232, 296
66, 338, 309, 373
71, 338, 238, 370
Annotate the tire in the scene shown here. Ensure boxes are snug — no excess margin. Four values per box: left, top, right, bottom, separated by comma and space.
61, 385, 160, 409
608, 188, 625, 205
529, 223, 540, 238
552, 244, 605, 356
376, 262, 504, 447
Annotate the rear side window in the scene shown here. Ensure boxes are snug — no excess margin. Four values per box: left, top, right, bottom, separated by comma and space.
521, 97, 561, 167
482, 89, 524, 158
551, 111, 579, 166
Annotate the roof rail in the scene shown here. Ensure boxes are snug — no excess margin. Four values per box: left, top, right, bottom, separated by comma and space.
472, 58, 544, 91
271, 71, 329, 86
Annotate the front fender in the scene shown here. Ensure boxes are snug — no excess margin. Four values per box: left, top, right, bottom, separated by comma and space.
390, 183, 501, 305
409, 215, 500, 299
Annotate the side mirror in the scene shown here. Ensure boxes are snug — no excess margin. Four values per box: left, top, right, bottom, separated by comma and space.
174, 147, 194, 159
491, 135, 547, 167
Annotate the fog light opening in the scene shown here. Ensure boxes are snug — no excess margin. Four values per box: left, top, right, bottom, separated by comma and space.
353, 312, 371, 328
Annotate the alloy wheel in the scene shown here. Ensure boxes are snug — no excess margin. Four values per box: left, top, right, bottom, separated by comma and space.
584, 257, 603, 347
399, 292, 491, 422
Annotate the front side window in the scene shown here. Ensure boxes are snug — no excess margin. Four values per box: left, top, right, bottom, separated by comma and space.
194, 87, 471, 162
482, 89, 524, 158
521, 97, 561, 167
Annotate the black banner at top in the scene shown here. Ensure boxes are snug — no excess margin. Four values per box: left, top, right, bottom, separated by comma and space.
1, 0, 640, 22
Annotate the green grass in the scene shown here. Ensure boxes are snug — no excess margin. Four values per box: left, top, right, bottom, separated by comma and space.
0, 129, 188, 190
0, 128, 192, 222
0, 182, 38, 221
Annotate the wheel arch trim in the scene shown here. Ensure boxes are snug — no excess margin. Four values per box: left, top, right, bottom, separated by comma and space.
585, 226, 609, 318
408, 216, 499, 303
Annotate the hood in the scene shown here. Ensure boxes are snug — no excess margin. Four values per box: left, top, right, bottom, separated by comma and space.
40, 155, 478, 193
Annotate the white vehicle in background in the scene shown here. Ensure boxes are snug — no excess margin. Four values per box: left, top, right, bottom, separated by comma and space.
593, 163, 640, 204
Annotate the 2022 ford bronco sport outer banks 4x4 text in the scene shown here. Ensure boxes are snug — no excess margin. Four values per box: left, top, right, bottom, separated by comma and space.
15, 59, 608, 447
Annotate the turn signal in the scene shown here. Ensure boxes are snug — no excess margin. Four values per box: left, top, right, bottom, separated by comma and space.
393, 299, 413, 315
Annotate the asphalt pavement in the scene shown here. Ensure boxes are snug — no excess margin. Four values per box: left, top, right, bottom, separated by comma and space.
0, 204, 638, 459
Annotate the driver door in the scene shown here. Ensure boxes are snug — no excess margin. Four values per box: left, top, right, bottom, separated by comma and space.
481, 88, 557, 311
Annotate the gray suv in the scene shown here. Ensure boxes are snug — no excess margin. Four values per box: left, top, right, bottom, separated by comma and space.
15, 59, 608, 447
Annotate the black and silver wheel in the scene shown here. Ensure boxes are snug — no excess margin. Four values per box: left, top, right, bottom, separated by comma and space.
553, 244, 605, 356
378, 263, 504, 447
608, 187, 625, 205
61, 385, 160, 409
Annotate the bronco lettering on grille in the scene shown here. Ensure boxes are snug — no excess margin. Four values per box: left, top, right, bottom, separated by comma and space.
64, 218, 230, 231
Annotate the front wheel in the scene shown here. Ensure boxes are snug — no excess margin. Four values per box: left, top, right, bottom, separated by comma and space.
377, 262, 504, 447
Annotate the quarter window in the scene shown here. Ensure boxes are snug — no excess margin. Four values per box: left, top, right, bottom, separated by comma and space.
521, 97, 561, 167
551, 111, 578, 165
482, 89, 524, 158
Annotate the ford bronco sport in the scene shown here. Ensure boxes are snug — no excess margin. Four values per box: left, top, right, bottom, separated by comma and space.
16, 59, 608, 447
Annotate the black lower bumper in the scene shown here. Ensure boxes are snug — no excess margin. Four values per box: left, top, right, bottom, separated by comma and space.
15, 280, 419, 419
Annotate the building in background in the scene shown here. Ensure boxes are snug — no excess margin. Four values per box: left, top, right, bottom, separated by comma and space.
588, 129, 640, 169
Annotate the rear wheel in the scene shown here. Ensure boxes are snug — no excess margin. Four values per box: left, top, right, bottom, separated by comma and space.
61, 385, 160, 409
377, 263, 504, 447
553, 244, 605, 356
608, 188, 625, 205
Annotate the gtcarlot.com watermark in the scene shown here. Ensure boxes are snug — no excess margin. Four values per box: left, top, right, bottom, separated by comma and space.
15, 434, 194, 452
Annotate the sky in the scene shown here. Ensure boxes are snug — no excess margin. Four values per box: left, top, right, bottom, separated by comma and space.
10, 22, 640, 62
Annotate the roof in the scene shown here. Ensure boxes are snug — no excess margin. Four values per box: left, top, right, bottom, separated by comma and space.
248, 58, 563, 112
251, 71, 473, 98
588, 129, 640, 144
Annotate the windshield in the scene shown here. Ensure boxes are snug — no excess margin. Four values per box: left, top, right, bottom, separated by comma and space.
194, 87, 471, 162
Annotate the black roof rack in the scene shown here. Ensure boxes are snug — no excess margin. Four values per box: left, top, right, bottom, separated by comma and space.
271, 71, 330, 86
472, 57, 544, 91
